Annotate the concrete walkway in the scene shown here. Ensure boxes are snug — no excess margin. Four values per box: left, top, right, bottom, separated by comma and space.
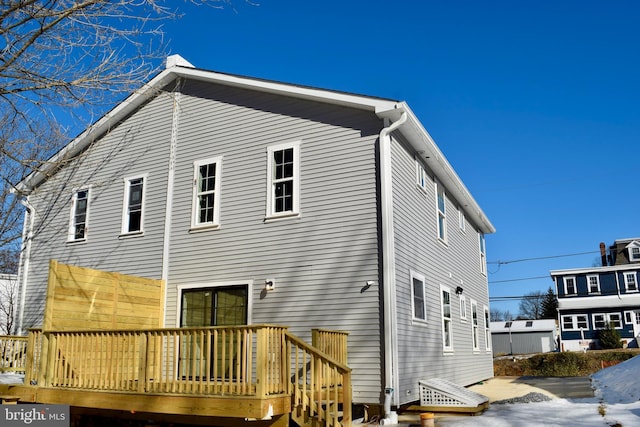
467, 376, 594, 402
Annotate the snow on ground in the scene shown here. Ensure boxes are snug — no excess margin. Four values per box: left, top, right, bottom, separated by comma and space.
2, 358, 640, 426
439, 355, 640, 427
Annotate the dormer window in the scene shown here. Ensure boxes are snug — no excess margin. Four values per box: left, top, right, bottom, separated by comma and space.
631, 246, 640, 262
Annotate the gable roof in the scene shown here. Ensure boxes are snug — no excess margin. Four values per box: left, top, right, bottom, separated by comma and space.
15, 55, 495, 234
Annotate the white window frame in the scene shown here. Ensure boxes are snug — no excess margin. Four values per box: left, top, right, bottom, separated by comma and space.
121, 174, 147, 235
629, 246, 640, 262
624, 272, 638, 292
440, 285, 453, 351
266, 141, 300, 219
563, 276, 577, 295
416, 160, 429, 192
587, 274, 600, 294
191, 157, 222, 230
479, 232, 486, 275
471, 299, 479, 351
411, 270, 427, 324
562, 314, 588, 331
624, 310, 640, 325
593, 313, 623, 329
458, 207, 466, 232
435, 181, 447, 243
68, 187, 91, 242
484, 305, 491, 351
459, 295, 467, 321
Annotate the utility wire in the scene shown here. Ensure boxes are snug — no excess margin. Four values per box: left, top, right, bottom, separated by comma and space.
489, 275, 550, 284
488, 250, 600, 265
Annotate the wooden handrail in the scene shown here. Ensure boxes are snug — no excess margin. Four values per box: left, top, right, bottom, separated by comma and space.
286, 331, 352, 427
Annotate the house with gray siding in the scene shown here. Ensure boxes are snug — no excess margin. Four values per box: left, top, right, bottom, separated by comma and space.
12, 55, 495, 410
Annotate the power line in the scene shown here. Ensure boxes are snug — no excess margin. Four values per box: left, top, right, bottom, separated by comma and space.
488, 250, 600, 265
489, 275, 550, 284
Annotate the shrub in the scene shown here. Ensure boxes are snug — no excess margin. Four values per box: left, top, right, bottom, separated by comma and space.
598, 323, 623, 349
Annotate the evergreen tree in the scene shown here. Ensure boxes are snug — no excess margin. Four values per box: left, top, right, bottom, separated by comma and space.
541, 287, 558, 319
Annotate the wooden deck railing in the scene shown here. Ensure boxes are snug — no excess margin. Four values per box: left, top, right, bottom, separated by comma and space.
0, 335, 28, 373
14, 325, 351, 426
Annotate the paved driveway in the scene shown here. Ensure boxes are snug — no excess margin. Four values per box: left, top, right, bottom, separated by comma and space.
468, 376, 594, 402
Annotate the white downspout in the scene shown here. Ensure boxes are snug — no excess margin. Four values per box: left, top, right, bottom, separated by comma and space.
16, 196, 35, 334
379, 106, 407, 420
161, 79, 183, 327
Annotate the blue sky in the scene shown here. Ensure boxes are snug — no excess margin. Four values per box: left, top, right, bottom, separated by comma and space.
162, 1, 640, 315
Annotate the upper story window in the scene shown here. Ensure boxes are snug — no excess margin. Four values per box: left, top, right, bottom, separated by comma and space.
479, 232, 487, 275
266, 142, 300, 219
435, 181, 446, 242
122, 175, 146, 235
192, 157, 222, 229
416, 160, 429, 192
587, 274, 600, 294
68, 188, 90, 242
629, 246, 640, 262
411, 270, 427, 323
563, 276, 577, 296
441, 286, 453, 351
624, 272, 638, 292
458, 207, 466, 232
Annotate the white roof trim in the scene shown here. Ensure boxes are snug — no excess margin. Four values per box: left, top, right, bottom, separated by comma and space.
551, 263, 640, 276
558, 293, 640, 310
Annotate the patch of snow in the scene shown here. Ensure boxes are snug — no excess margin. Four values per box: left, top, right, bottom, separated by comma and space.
439, 355, 640, 427
0, 373, 24, 384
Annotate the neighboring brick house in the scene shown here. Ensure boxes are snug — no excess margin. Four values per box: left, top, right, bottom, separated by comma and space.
551, 238, 640, 351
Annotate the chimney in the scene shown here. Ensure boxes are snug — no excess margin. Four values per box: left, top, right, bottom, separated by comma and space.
600, 242, 607, 266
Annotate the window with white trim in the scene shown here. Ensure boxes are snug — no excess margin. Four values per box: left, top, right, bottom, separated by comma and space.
630, 246, 640, 262
416, 160, 429, 192
459, 295, 467, 321
593, 313, 622, 329
624, 310, 640, 325
441, 286, 453, 351
562, 314, 588, 331
624, 272, 638, 292
484, 306, 491, 351
267, 142, 300, 218
479, 232, 486, 275
563, 276, 577, 295
587, 274, 600, 294
68, 188, 90, 241
411, 271, 427, 323
192, 157, 222, 229
435, 181, 446, 242
122, 175, 145, 234
471, 300, 479, 351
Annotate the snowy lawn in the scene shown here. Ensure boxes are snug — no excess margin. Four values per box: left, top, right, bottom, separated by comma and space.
439, 355, 640, 426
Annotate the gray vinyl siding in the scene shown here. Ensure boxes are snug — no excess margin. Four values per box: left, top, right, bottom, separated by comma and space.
17, 93, 174, 330
164, 81, 384, 403
390, 133, 493, 405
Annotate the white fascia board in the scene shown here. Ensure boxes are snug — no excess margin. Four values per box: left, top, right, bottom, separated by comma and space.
551, 264, 640, 277
558, 294, 640, 310
378, 103, 495, 234
173, 67, 399, 112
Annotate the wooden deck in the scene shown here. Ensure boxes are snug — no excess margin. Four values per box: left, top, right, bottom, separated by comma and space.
0, 326, 352, 426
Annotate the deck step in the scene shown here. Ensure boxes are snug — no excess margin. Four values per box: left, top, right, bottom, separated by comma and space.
0, 395, 20, 405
